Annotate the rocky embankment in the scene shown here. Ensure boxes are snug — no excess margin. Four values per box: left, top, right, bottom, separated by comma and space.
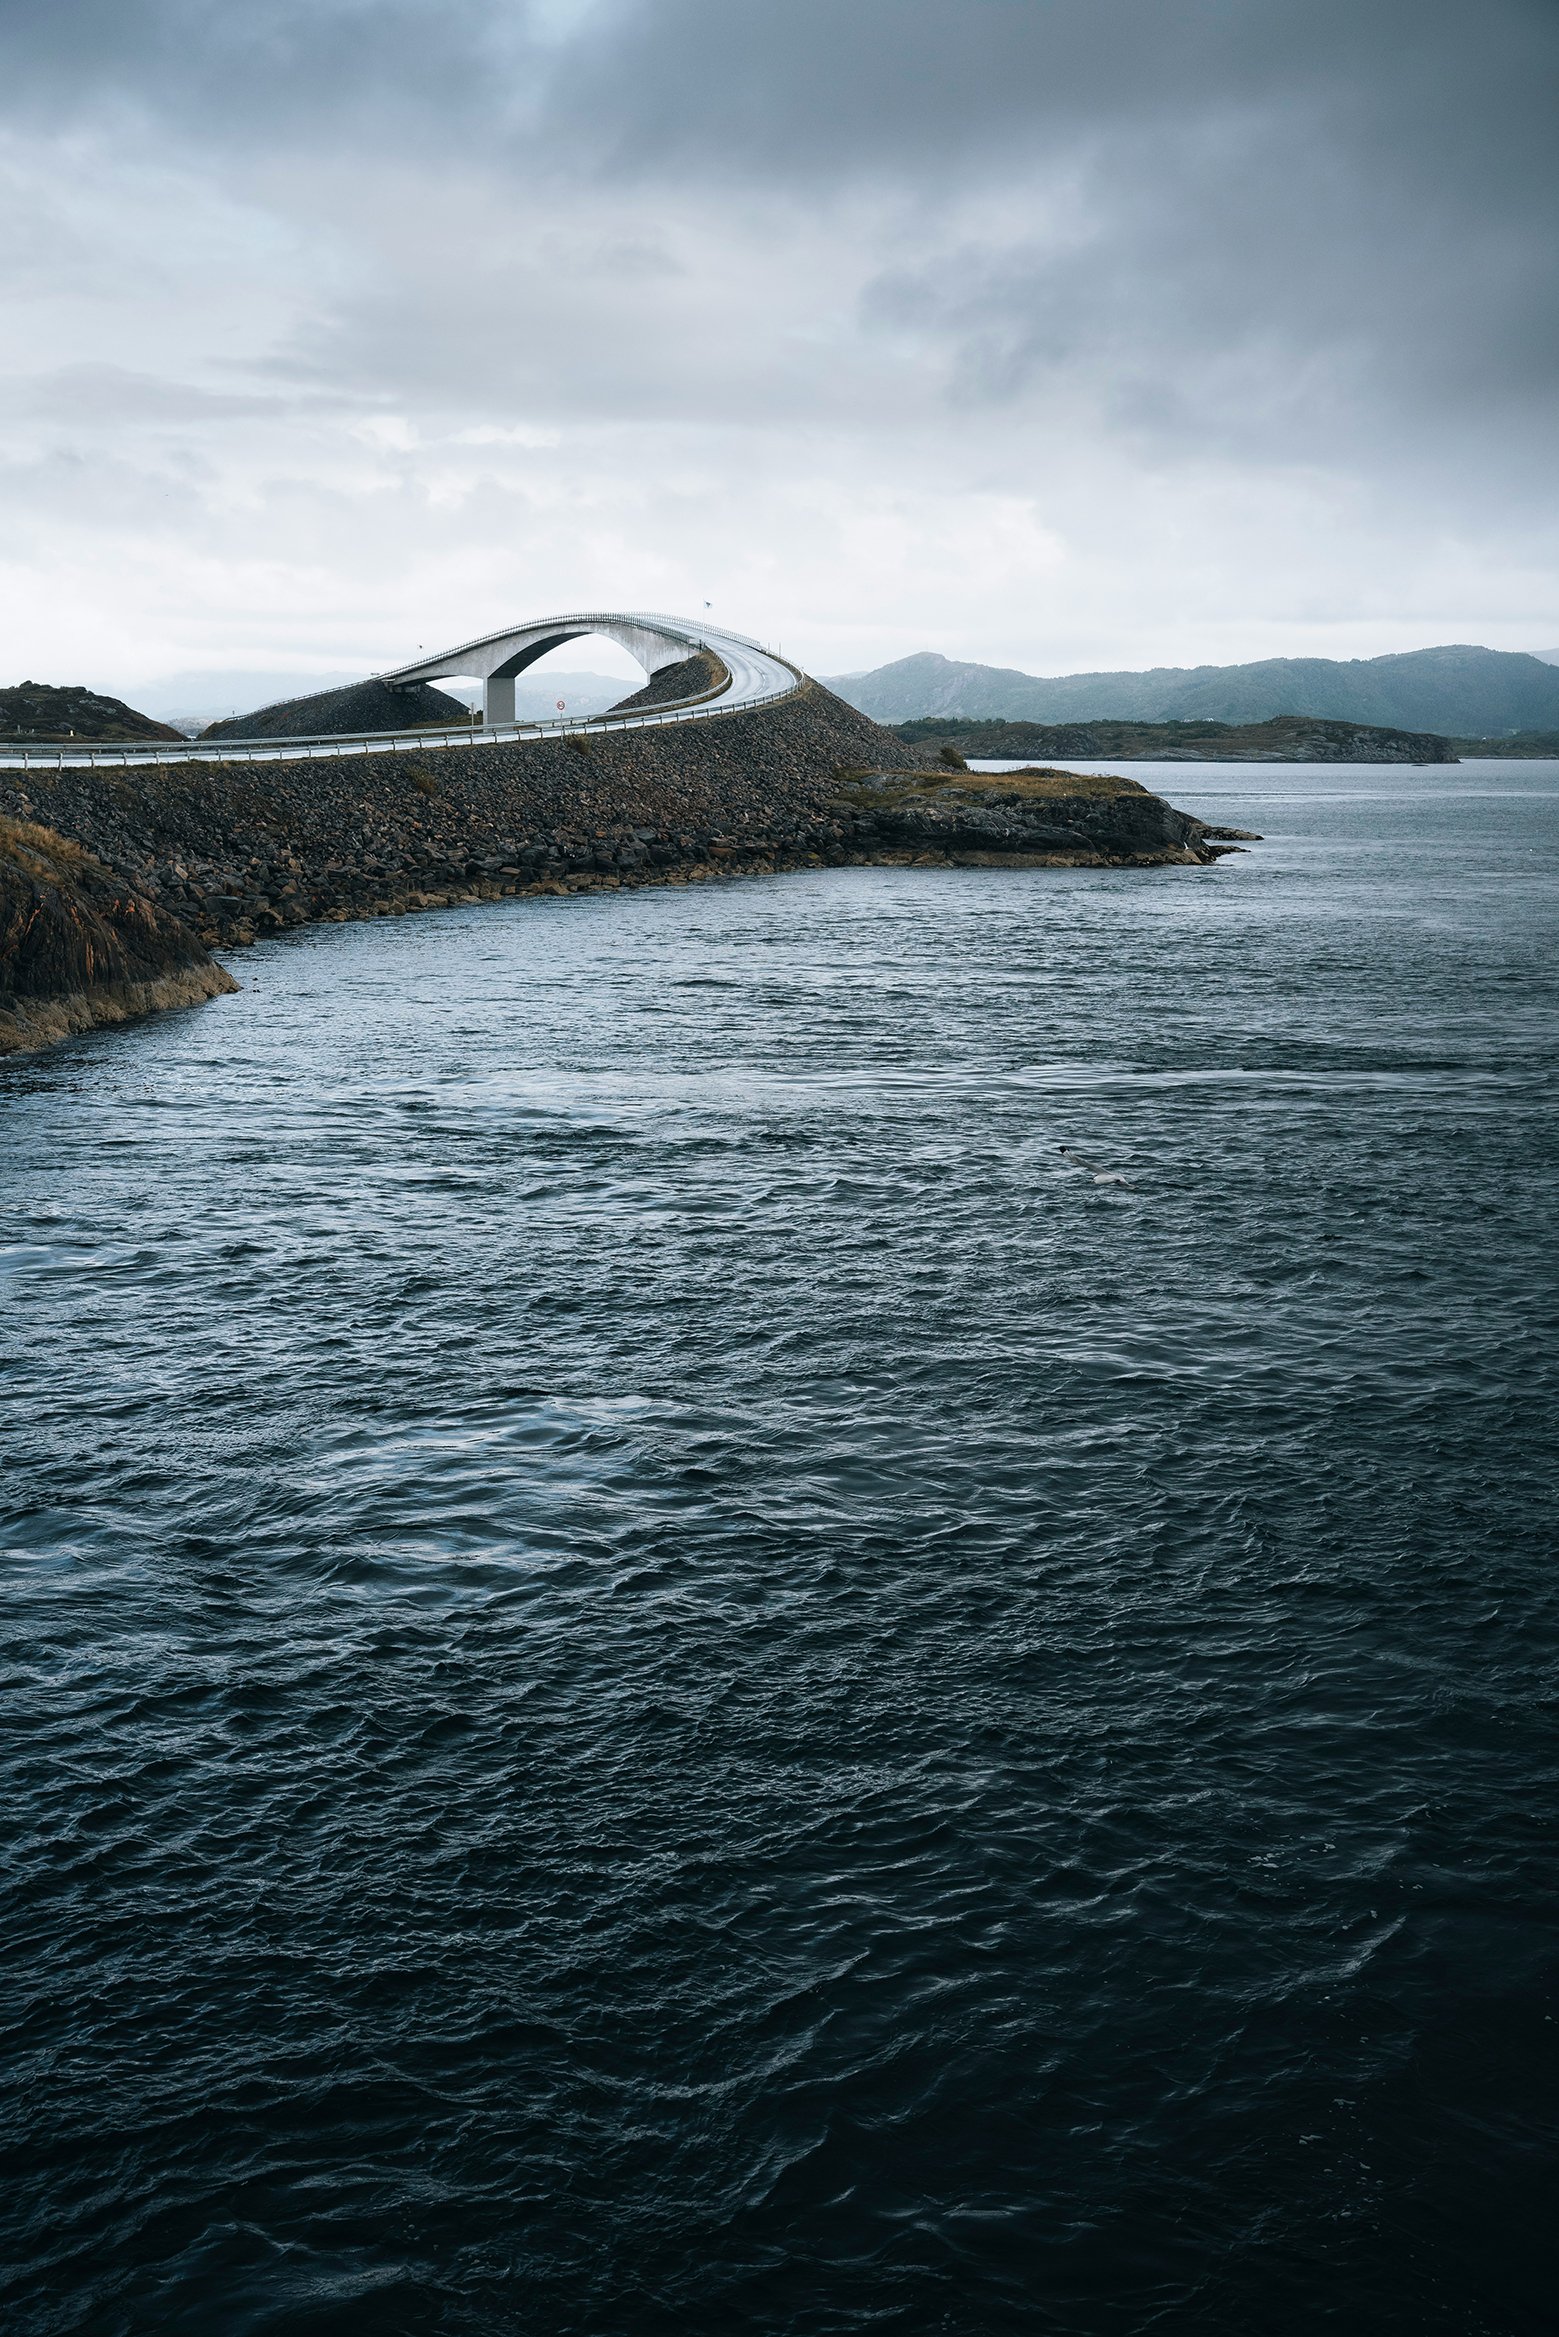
893, 712, 1460, 763
0, 683, 1244, 1053
0, 815, 236, 1055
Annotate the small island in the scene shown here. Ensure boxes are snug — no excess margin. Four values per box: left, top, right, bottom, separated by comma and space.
890, 712, 1462, 763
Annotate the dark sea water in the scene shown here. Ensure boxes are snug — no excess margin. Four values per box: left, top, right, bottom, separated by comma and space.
3, 761, 1557, 2336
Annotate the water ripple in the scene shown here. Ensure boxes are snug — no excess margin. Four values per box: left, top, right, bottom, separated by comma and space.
2, 767, 1557, 2334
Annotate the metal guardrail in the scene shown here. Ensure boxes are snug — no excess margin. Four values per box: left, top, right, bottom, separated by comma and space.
0, 656, 803, 773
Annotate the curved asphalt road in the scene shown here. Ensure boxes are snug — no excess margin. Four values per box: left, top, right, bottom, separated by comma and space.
0, 615, 801, 772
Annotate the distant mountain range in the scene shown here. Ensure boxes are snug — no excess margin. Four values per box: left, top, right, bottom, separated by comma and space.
825, 645, 1559, 735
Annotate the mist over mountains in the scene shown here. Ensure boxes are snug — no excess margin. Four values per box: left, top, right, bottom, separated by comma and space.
826, 645, 1559, 735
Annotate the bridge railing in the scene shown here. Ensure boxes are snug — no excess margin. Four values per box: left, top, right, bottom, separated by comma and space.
0, 656, 803, 773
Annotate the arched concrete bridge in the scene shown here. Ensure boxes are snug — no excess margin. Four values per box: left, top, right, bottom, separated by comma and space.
381, 610, 789, 728
0, 613, 800, 770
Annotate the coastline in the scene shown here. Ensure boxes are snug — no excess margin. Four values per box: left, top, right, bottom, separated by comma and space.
0, 685, 1239, 1055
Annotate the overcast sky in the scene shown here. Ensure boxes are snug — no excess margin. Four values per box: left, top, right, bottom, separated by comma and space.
2, 0, 1556, 693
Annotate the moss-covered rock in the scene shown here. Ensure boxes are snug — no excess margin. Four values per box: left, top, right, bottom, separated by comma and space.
0, 816, 237, 1056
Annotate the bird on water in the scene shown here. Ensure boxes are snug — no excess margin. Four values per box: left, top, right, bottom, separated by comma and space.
1059, 1146, 1136, 1188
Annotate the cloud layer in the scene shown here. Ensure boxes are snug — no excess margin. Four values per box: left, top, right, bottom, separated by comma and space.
1, 0, 1555, 690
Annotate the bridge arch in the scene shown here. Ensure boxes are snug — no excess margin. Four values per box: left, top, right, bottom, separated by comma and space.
380, 610, 750, 726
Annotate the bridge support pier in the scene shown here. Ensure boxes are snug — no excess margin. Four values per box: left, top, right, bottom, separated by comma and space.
483, 675, 515, 727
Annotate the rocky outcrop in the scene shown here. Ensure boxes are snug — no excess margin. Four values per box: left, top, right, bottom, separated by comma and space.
0, 815, 237, 1056
832, 766, 1254, 865
0, 683, 183, 745
892, 712, 1460, 763
202, 676, 472, 740
0, 684, 1243, 1054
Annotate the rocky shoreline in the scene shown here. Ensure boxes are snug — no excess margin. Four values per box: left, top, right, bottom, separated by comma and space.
0, 683, 1246, 1054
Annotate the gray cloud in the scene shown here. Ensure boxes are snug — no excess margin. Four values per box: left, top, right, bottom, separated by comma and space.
0, 0, 1554, 683
0, 0, 507, 142
9, 1, 1551, 443
0, 365, 318, 427
532, 0, 1559, 461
